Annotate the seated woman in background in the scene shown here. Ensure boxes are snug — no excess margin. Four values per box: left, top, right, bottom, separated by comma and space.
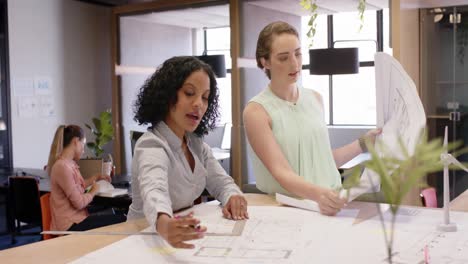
127, 56, 248, 249
46, 125, 126, 231
243, 21, 381, 216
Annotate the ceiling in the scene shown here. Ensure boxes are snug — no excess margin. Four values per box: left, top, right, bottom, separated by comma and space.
249, 0, 388, 16
128, 4, 230, 29
79, 0, 468, 10
401, 0, 468, 9
81, 0, 468, 28
125, 0, 389, 29
76, 0, 151, 6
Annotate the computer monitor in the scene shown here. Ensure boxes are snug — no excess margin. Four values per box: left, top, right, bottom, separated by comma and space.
220, 123, 232, 150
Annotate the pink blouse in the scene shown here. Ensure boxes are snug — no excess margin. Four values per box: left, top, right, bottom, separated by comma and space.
50, 158, 94, 231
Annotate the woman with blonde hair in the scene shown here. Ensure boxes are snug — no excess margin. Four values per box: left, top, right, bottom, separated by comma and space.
47, 125, 125, 231
244, 21, 381, 216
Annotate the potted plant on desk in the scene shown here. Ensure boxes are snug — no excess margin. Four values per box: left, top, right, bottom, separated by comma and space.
79, 109, 114, 178
349, 130, 466, 264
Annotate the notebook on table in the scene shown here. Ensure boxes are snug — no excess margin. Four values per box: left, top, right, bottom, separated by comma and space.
95, 180, 128, 198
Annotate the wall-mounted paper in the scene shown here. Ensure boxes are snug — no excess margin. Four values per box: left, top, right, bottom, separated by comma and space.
17, 96, 37, 118
17, 96, 55, 118
34, 76, 52, 95
38, 96, 55, 117
12, 77, 34, 97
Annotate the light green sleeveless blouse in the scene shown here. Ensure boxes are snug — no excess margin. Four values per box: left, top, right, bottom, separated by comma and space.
248, 85, 341, 195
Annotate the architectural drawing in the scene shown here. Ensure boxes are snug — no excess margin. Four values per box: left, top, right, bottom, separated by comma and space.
70, 204, 468, 264
345, 52, 427, 202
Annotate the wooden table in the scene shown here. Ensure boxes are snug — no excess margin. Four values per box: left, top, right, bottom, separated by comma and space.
450, 188, 468, 211
1, 192, 467, 264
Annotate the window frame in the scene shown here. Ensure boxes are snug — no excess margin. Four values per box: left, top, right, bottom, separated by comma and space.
302, 10, 384, 126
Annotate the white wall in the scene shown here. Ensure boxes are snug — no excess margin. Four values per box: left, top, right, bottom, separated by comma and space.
119, 17, 192, 173
240, 3, 302, 184
8, 0, 111, 169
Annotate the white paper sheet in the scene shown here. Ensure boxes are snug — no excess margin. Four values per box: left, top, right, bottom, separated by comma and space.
95, 180, 128, 198
344, 52, 427, 202
275, 193, 319, 212
70, 205, 468, 264
275, 193, 359, 219
71, 206, 358, 264
34, 76, 52, 95
12, 77, 34, 96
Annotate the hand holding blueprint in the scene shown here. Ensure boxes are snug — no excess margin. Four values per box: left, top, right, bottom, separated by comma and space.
275, 193, 359, 219
344, 52, 427, 202
275, 193, 319, 212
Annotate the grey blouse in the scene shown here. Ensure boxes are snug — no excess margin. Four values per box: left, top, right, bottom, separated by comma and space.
127, 122, 242, 226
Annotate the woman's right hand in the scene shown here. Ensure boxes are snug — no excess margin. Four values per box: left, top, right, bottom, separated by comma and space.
87, 182, 100, 195
316, 188, 347, 216
156, 213, 206, 249
96, 174, 112, 182
89, 182, 100, 194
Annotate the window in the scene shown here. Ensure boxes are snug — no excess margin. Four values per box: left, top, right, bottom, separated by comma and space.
206, 27, 232, 125
301, 9, 389, 126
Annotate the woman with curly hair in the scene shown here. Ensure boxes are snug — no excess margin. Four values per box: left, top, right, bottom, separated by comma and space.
127, 56, 247, 249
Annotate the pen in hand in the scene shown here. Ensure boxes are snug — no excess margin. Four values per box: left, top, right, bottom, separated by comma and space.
190, 223, 201, 230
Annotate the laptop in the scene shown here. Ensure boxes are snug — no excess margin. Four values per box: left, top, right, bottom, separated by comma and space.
220, 123, 232, 151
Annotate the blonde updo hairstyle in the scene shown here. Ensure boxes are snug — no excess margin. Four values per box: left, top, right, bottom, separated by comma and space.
255, 21, 299, 80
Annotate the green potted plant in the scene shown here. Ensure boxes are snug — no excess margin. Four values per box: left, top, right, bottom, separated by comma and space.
300, 0, 367, 47
79, 109, 114, 178
85, 109, 114, 159
346, 130, 466, 263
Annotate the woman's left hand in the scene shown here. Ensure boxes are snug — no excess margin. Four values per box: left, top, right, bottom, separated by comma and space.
222, 195, 249, 220
96, 174, 111, 182
364, 128, 382, 147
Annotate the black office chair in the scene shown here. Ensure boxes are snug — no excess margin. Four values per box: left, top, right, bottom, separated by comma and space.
130, 130, 144, 157
8, 176, 42, 244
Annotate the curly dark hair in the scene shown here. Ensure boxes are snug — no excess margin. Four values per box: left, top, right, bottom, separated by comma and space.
134, 56, 220, 137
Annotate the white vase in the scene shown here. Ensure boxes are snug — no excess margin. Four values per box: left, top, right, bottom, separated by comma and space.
102, 161, 113, 176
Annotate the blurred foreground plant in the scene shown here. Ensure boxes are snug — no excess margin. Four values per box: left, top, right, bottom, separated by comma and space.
344, 129, 466, 263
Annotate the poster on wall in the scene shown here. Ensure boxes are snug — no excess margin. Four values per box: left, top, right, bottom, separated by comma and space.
38, 96, 55, 117
34, 76, 52, 95
17, 96, 36, 118
12, 77, 34, 97
17, 96, 55, 118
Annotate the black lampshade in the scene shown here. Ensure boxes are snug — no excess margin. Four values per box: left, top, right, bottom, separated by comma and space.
309, 48, 359, 75
196, 54, 226, 78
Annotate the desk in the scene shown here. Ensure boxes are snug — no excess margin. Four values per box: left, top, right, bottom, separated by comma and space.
211, 147, 230, 161
1, 172, 132, 206
1, 193, 468, 263
0, 194, 274, 263
0, 168, 49, 191
0, 170, 131, 236
450, 188, 468, 211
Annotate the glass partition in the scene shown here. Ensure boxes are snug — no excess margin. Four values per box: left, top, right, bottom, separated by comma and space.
421, 5, 468, 202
